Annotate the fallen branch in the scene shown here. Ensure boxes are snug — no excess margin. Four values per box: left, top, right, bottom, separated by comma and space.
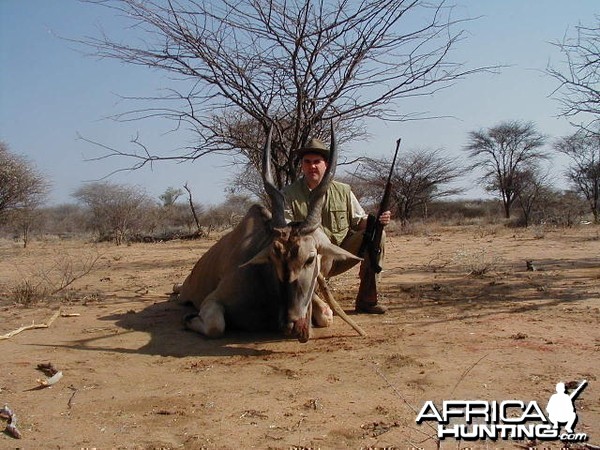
0, 309, 61, 340
317, 274, 367, 337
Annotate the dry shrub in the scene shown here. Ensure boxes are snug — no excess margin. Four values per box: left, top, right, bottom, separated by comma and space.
452, 247, 503, 276
11, 280, 48, 305
529, 225, 546, 239
9, 248, 104, 306
425, 251, 451, 272
382, 219, 401, 236
39, 250, 102, 295
473, 224, 501, 239
399, 220, 432, 236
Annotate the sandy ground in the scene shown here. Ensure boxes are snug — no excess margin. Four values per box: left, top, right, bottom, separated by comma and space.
0, 224, 599, 449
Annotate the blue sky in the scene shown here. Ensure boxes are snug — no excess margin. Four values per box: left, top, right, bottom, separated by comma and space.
1, 1, 598, 206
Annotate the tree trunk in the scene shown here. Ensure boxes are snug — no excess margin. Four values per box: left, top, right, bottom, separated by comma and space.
503, 201, 510, 219
184, 183, 201, 233
22, 223, 30, 248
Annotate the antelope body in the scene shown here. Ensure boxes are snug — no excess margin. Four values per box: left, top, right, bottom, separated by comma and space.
177, 127, 359, 342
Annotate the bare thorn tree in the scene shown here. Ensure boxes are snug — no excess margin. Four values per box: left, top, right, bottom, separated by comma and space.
464, 121, 548, 219
0, 142, 49, 220
353, 147, 464, 224
80, 0, 493, 187
0, 142, 49, 246
548, 16, 600, 137
554, 131, 600, 223
513, 166, 552, 227
73, 181, 155, 244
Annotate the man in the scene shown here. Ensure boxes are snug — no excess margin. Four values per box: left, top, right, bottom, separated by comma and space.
283, 137, 392, 314
546, 382, 578, 433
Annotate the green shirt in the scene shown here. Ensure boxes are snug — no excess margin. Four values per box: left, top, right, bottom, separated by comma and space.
283, 179, 366, 246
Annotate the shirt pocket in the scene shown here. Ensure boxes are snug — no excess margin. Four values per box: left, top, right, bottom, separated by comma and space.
329, 209, 349, 234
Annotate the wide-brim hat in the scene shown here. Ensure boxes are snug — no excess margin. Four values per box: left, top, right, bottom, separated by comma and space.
296, 138, 330, 160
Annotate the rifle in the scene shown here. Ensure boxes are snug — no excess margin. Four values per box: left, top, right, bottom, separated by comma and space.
569, 380, 588, 400
356, 138, 401, 304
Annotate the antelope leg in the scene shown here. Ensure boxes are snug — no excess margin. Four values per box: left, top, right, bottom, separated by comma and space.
317, 274, 367, 337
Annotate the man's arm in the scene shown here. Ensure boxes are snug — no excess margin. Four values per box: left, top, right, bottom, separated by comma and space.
350, 192, 368, 230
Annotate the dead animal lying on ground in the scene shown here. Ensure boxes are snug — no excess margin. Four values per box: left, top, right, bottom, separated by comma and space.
175, 126, 360, 342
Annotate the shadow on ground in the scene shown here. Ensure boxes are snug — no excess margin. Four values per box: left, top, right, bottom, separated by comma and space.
382, 256, 600, 326
45, 296, 297, 358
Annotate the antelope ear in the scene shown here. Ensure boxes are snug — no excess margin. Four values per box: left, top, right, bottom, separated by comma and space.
319, 243, 362, 263
240, 246, 271, 267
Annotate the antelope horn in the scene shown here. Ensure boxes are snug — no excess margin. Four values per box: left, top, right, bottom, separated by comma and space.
317, 274, 367, 337
298, 122, 337, 234
262, 125, 287, 228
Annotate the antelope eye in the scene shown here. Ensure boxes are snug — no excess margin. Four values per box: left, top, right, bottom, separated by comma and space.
305, 255, 315, 267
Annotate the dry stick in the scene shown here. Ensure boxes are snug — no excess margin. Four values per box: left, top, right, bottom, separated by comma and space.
370, 362, 440, 447
0, 309, 61, 340
317, 274, 367, 337
67, 386, 78, 409
372, 355, 489, 445
449, 353, 489, 396
583, 444, 600, 450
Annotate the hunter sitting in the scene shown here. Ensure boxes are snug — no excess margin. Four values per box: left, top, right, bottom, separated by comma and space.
283, 137, 392, 314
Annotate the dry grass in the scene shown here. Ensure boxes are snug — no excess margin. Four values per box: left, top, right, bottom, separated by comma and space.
2, 245, 104, 306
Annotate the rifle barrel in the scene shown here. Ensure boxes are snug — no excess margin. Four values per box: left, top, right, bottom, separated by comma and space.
377, 138, 401, 217
569, 379, 588, 400
387, 138, 401, 186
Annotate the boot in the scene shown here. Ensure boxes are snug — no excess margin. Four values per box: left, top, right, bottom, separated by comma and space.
355, 302, 387, 314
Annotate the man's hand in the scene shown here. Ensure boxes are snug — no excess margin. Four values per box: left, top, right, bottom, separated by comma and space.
358, 211, 392, 231
379, 210, 392, 226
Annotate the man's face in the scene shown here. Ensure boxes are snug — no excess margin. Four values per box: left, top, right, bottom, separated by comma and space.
301, 153, 328, 188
